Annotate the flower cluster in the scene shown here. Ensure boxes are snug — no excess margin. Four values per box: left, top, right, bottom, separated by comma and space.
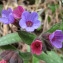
0, 5, 63, 56
0, 6, 41, 32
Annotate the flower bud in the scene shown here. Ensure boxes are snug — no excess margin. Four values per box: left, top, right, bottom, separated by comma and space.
0, 50, 23, 63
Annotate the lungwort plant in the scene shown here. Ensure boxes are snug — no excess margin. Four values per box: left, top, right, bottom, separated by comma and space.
0, 5, 63, 63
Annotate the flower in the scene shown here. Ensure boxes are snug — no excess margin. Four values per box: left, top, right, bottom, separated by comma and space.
49, 30, 63, 48
31, 40, 42, 55
0, 59, 7, 63
13, 6, 24, 19
0, 50, 23, 63
19, 11, 41, 32
0, 8, 15, 24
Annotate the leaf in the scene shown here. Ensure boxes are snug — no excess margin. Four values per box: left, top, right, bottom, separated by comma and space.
35, 51, 63, 63
47, 51, 63, 63
59, 22, 63, 31
0, 31, 36, 46
0, 32, 22, 46
47, 23, 60, 33
48, 4, 56, 13
47, 22, 63, 33
32, 56, 39, 63
18, 31, 36, 45
48, 4, 59, 13
48, 16, 51, 23
35, 52, 52, 63
24, 60, 29, 63
0, 45, 17, 50
19, 52, 32, 60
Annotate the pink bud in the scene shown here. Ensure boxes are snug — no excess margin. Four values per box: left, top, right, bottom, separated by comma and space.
13, 6, 24, 19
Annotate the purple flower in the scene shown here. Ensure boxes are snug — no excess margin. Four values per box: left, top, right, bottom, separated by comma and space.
13, 6, 24, 19
49, 30, 63, 48
19, 11, 41, 32
0, 8, 15, 24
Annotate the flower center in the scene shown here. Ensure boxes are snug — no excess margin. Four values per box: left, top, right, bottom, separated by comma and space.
26, 21, 33, 27
35, 43, 40, 48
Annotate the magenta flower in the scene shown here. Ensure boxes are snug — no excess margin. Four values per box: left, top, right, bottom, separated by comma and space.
0, 8, 14, 24
49, 30, 63, 48
31, 40, 42, 55
13, 6, 24, 19
0, 59, 7, 63
19, 11, 41, 32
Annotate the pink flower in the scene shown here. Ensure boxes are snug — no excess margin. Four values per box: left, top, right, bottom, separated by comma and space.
31, 40, 42, 55
13, 6, 24, 19
0, 59, 7, 63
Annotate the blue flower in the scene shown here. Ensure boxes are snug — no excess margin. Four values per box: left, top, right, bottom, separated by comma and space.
0, 8, 15, 24
19, 11, 41, 32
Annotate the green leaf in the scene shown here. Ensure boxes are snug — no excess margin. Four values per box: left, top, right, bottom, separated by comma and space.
18, 31, 36, 45
48, 4, 56, 13
48, 4, 59, 13
0, 31, 36, 46
19, 52, 32, 60
32, 56, 39, 63
0, 32, 22, 46
47, 23, 60, 33
35, 51, 63, 63
0, 45, 17, 50
59, 22, 63, 31
24, 60, 29, 63
47, 51, 63, 63
48, 16, 51, 23
35, 52, 52, 63
47, 22, 63, 33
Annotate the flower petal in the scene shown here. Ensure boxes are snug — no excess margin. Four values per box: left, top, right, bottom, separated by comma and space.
33, 20, 41, 29
0, 17, 9, 24
29, 12, 38, 21
2, 10, 9, 17
8, 13, 15, 23
55, 30, 63, 41
22, 11, 30, 21
49, 32, 55, 41
13, 6, 24, 19
7, 8, 12, 13
35, 50, 42, 55
2, 8, 12, 18
51, 41, 62, 48
22, 11, 38, 21
19, 18, 26, 29
18, 6, 24, 13
55, 30, 62, 34
26, 27, 34, 32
